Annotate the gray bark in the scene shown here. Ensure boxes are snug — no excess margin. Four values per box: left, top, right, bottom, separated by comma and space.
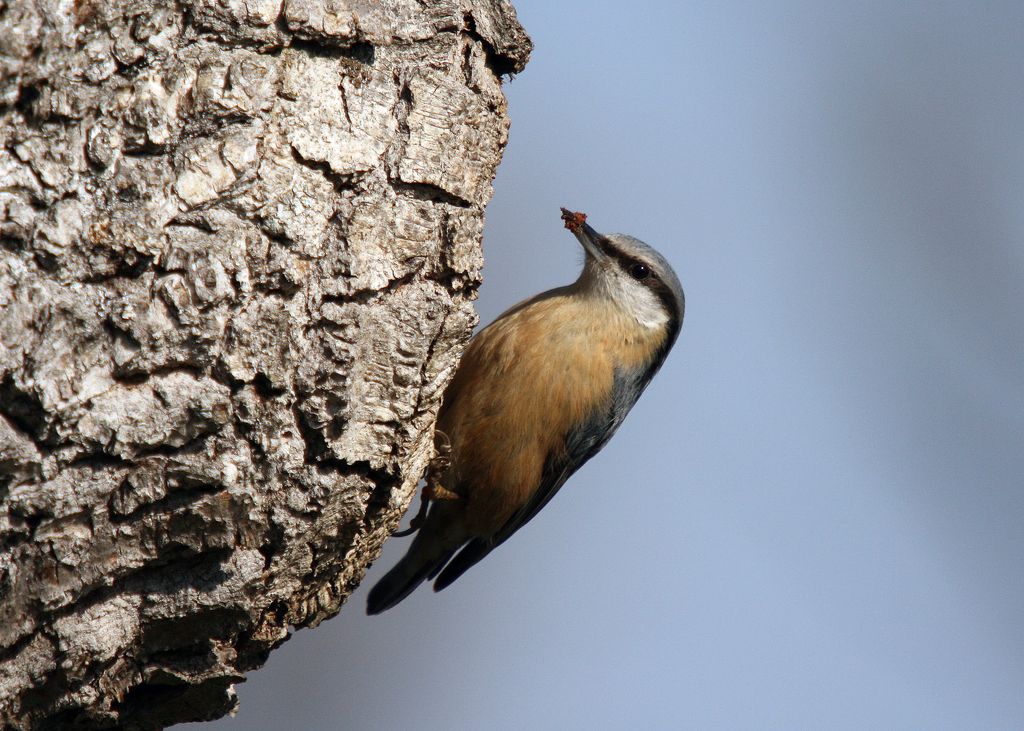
0, 0, 530, 727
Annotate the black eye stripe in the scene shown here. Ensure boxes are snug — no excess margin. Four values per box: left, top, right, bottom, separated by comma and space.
597, 236, 619, 258
617, 256, 656, 282
597, 236, 665, 289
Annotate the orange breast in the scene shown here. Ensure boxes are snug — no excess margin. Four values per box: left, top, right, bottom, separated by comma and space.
437, 292, 666, 536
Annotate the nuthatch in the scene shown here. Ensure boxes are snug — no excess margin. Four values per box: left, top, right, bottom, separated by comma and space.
366, 208, 684, 614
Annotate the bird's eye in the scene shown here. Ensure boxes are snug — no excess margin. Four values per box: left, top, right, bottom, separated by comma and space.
629, 263, 650, 280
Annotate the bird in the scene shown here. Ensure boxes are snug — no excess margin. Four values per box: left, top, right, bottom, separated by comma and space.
366, 207, 684, 614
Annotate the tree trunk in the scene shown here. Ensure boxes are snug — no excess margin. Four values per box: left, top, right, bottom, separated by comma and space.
0, 0, 530, 727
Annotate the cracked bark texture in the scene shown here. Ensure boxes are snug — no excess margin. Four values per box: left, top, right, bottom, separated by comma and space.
0, 0, 530, 727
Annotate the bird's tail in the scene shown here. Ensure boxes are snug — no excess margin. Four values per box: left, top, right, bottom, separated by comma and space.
366, 504, 463, 615
365, 548, 452, 615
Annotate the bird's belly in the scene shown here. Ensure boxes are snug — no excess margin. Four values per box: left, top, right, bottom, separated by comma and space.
440, 323, 617, 536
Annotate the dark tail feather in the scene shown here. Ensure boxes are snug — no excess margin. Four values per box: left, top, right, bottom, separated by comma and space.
432, 538, 493, 592
366, 545, 457, 615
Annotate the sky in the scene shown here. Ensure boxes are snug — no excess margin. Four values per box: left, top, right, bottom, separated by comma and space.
196, 1, 1024, 729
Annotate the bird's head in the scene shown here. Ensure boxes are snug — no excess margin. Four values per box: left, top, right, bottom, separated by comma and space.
560, 208, 685, 337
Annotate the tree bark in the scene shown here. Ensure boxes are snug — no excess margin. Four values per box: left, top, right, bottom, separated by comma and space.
0, 0, 530, 727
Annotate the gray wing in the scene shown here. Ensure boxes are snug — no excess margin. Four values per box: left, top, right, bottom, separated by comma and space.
432, 367, 649, 592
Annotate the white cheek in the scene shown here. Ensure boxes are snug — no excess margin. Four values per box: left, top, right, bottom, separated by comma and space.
602, 273, 669, 330
628, 288, 670, 329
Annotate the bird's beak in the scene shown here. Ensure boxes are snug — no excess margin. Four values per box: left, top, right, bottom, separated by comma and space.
560, 207, 609, 262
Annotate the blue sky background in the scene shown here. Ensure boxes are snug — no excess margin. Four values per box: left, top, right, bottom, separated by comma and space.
197, 1, 1024, 728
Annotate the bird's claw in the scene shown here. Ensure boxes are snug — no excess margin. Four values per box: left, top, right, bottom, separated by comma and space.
422, 430, 458, 500
392, 495, 429, 536
390, 481, 461, 536
430, 430, 452, 473
392, 431, 460, 536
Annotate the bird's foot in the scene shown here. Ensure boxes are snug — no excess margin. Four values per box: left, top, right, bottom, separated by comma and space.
391, 477, 461, 537
420, 430, 454, 500
429, 430, 452, 474
391, 495, 430, 537
423, 482, 460, 501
